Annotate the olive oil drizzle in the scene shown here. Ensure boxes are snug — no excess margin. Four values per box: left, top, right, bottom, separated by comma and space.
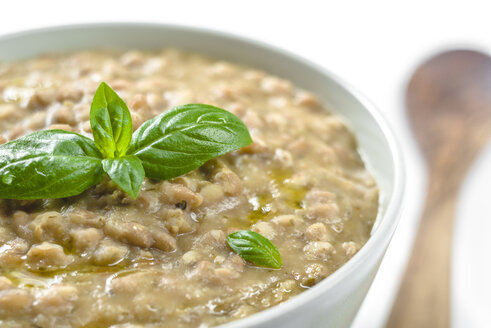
247, 169, 307, 223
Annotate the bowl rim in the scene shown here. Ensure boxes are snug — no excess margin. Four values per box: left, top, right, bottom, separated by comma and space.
0, 22, 405, 327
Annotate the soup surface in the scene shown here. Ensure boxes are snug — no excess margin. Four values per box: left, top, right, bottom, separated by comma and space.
0, 49, 378, 327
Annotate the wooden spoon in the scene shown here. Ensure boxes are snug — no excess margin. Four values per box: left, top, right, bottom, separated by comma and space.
386, 50, 491, 328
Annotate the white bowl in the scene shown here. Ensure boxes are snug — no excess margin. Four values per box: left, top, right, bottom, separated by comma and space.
0, 23, 405, 328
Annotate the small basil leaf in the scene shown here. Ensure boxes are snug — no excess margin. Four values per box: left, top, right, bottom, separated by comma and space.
102, 155, 144, 199
226, 230, 282, 269
0, 130, 104, 199
129, 104, 252, 180
90, 82, 132, 158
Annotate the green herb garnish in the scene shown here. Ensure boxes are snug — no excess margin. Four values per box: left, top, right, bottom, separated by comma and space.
0, 82, 252, 200
226, 230, 282, 269
90, 82, 133, 158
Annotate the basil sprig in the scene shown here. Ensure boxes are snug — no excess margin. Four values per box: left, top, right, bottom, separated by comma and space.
101, 155, 145, 199
0, 82, 252, 200
0, 130, 104, 199
130, 104, 253, 181
90, 82, 133, 158
227, 230, 282, 269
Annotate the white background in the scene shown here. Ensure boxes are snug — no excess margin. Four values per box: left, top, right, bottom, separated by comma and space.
1, 1, 490, 327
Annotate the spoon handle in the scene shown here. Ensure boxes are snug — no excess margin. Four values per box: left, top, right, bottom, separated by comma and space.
387, 178, 457, 328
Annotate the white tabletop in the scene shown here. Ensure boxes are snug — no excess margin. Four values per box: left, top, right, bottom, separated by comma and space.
1, 1, 489, 326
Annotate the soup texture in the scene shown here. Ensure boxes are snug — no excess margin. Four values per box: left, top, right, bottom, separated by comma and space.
0, 49, 378, 327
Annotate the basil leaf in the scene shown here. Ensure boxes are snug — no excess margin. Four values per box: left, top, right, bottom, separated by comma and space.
0, 130, 104, 199
90, 82, 132, 158
129, 104, 252, 180
102, 155, 145, 199
226, 230, 282, 269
